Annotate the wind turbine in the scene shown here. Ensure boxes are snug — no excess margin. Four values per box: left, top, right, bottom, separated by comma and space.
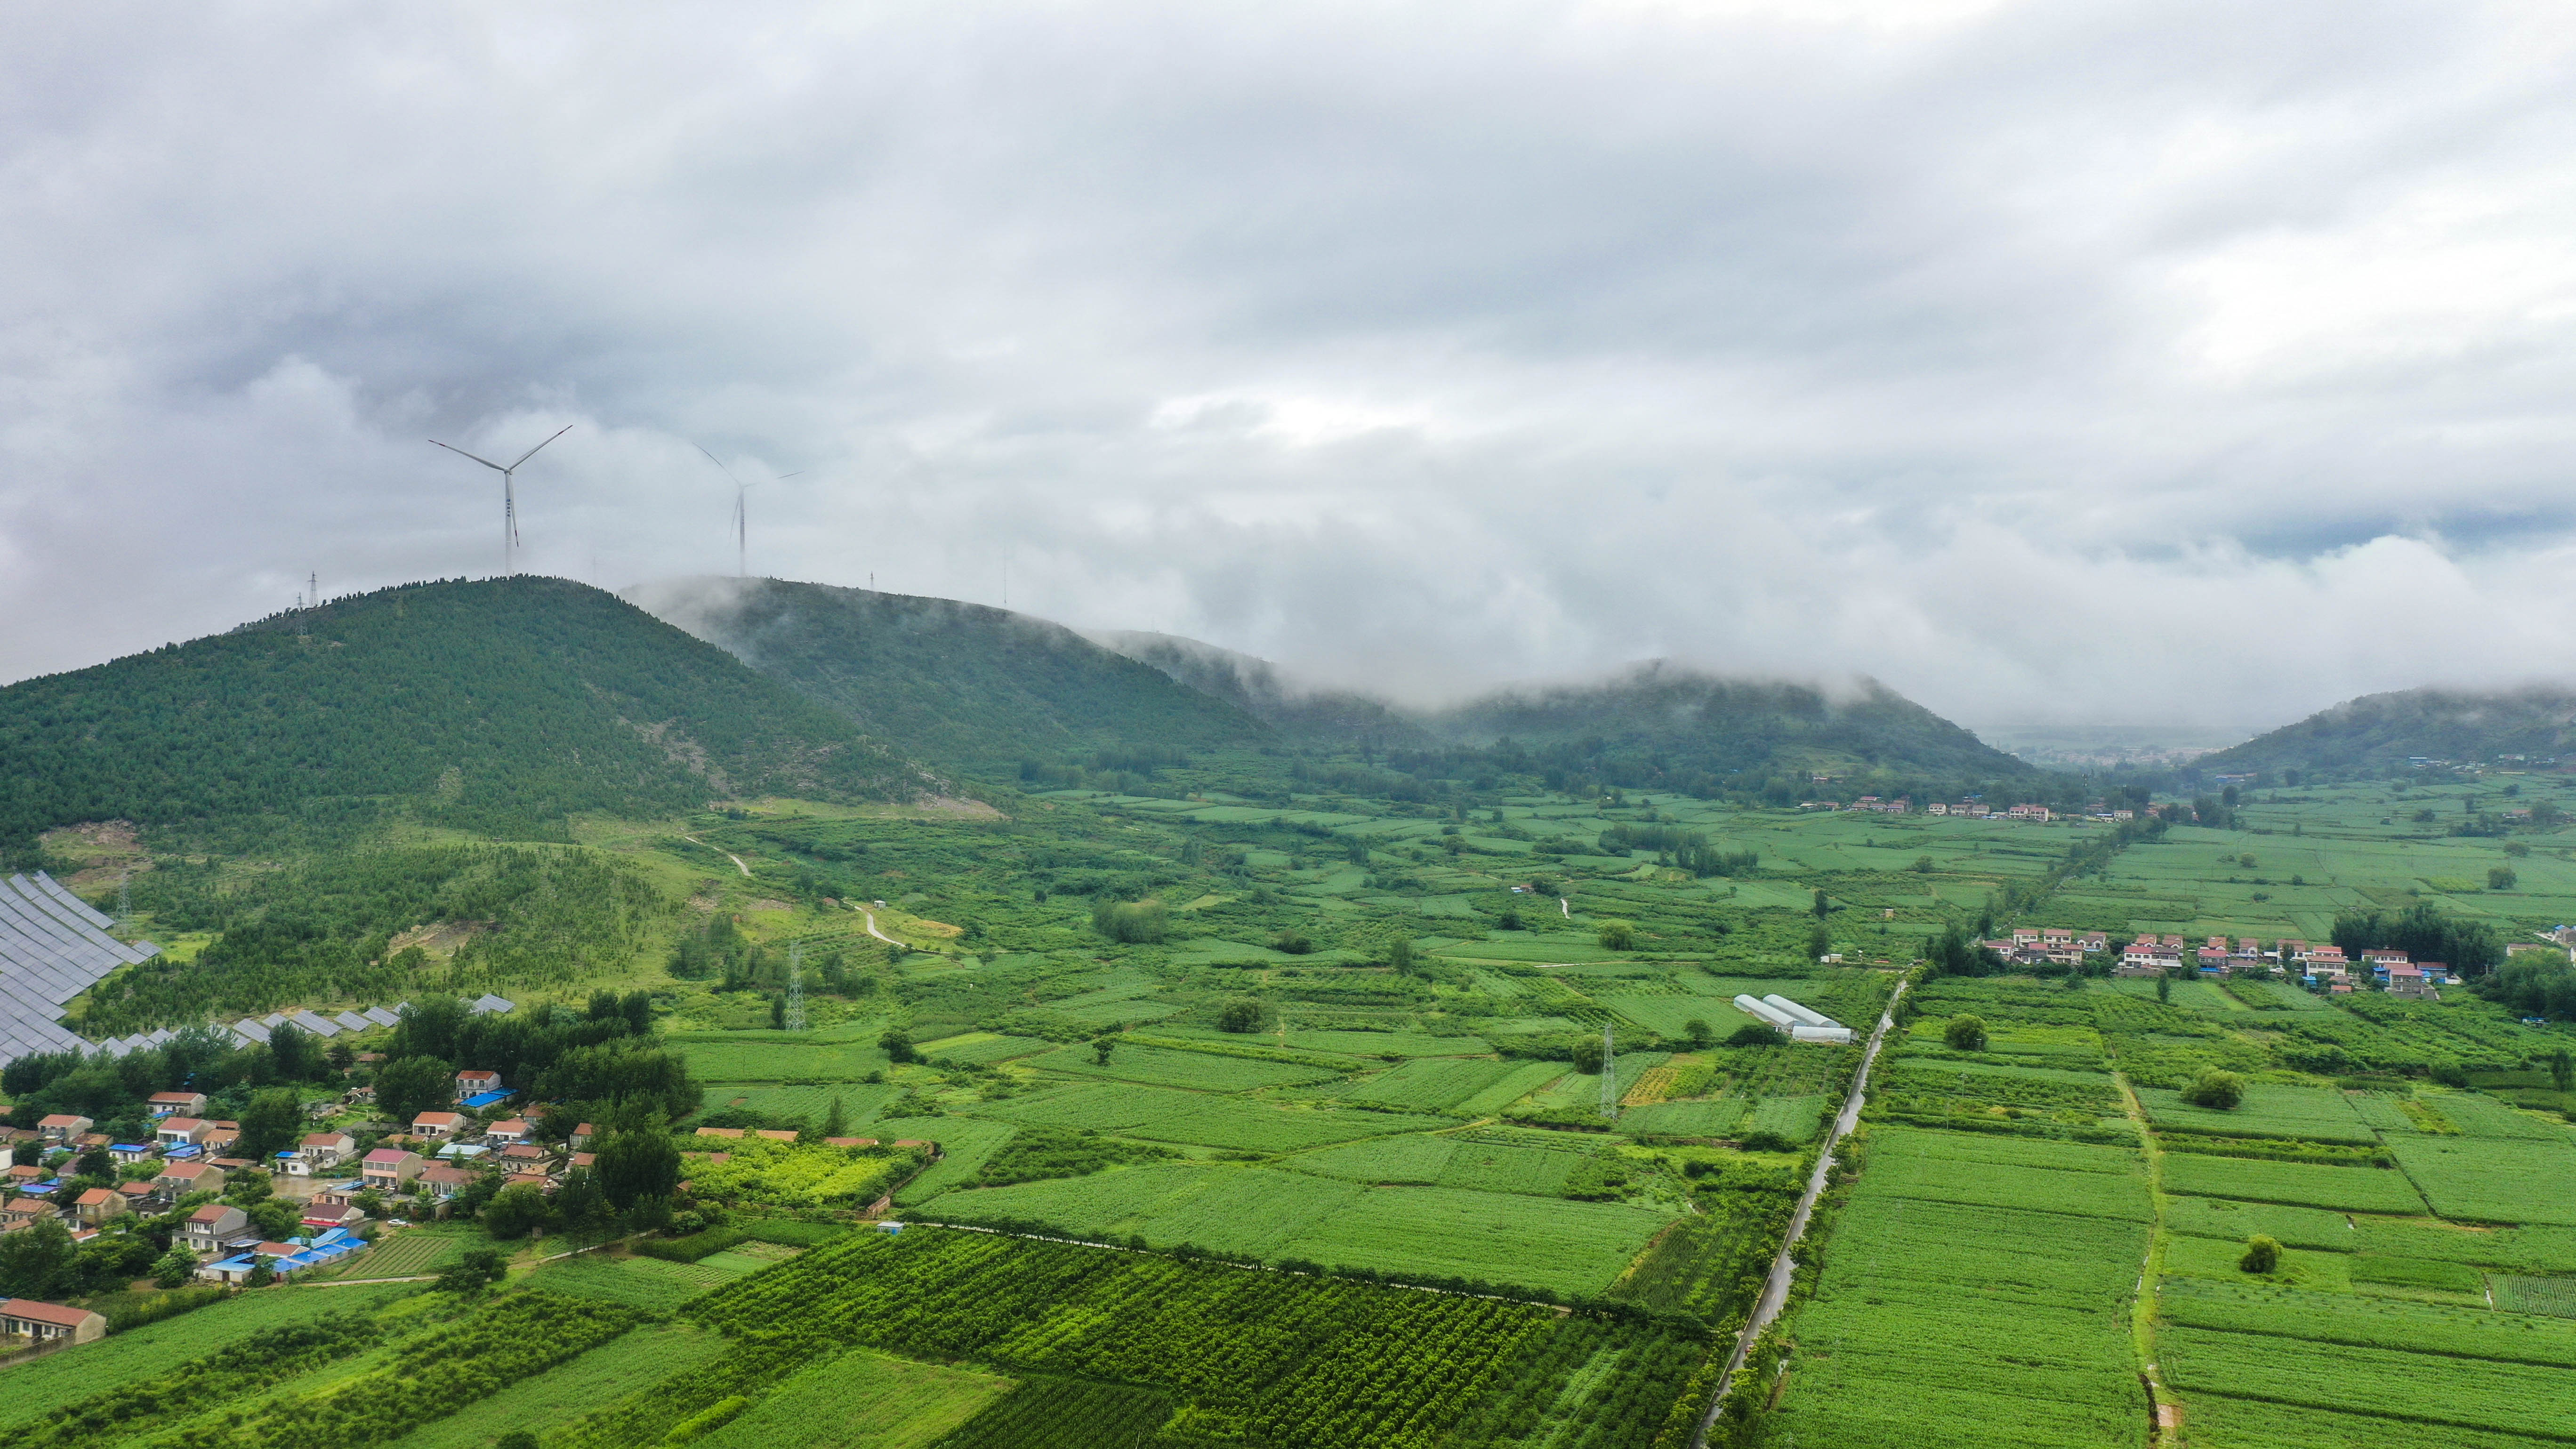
428, 424, 573, 574
696, 445, 802, 578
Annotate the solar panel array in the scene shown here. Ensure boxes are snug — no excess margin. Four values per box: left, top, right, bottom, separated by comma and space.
0, 870, 523, 1066
0, 871, 160, 1064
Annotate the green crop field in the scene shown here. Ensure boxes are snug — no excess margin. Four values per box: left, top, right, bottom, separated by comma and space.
694, 1348, 1013, 1449
888, 1116, 1024, 1205
298, 1226, 474, 1282
917, 1031, 1056, 1065
1028, 1040, 1343, 1090
1618, 1097, 1749, 1136
2163, 1196, 2356, 1250
0, 1284, 415, 1427
1767, 1125, 2153, 1449
528, 1252, 768, 1313
1283, 1133, 1586, 1197
388, 1323, 730, 1449
2159, 1154, 2429, 1213
928, 1377, 1173, 1449
703, 1081, 905, 1124
676, 1037, 895, 1081
2389, 1136, 2576, 1225
1330, 1056, 1527, 1111
2134, 1083, 2379, 1144
966, 1082, 1457, 1150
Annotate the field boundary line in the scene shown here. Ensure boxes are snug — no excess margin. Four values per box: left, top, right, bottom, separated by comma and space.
1690, 975, 1907, 1449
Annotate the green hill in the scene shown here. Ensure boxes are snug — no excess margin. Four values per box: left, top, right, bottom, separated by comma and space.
0, 575, 937, 851
2198, 685, 2576, 777
627, 579, 1269, 765
1085, 630, 1429, 745
1432, 663, 2033, 781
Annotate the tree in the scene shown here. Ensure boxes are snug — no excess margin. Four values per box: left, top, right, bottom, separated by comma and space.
554, 1167, 610, 1242
1217, 999, 1263, 1034
821, 1095, 848, 1140
1596, 920, 1636, 951
499, 1435, 540, 1449
1683, 1018, 1715, 1050
0, 1217, 78, 1299
1808, 923, 1833, 961
2239, 1234, 2281, 1273
2182, 1070, 2245, 1110
1912, 855, 1934, 873
1727, 1023, 1783, 1048
2552, 1048, 2574, 1095
249, 1198, 301, 1240
1387, 935, 1416, 975
246, 1255, 274, 1288
238, 1087, 303, 1163
374, 1055, 456, 1126
1571, 1036, 1606, 1075
1812, 888, 1829, 920
2490, 866, 2519, 891
225, 1165, 274, 1203
1944, 1015, 1988, 1053
1092, 1034, 1118, 1066
2156, 974, 2172, 1003
594, 1129, 682, 1212
266, 1021, 322, 1080
878, 1028, 918, 1065
152, 1243, 199, 1288
482, 1182, 555, 1240
434, 1246, 508, 1294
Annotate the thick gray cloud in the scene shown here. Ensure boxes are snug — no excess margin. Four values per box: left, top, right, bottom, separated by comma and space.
6, 0, 2575, 734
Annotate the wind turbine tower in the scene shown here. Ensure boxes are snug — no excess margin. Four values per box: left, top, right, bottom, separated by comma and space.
696, 446, 801, 579
429, 424, 573, 574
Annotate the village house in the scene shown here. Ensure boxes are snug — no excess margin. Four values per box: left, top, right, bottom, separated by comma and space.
2006, 804, 2052, 821
35, 1114, 92, 1144
411, 1111, 469, 1141
0, 1199, 54, 1233
106, 1142, 156, 1166
483, 1119, 532, 1146
0, 1299, 107, 1346
70, 1187, 126, 1228
2117, 938, 2181, 977
452, 1070, 503, 1102
360, 1148, 423, 1192
2079, 932, 2109, 953
498, 1143, 556, 1171
2386, 964, 2438, 998
146, 1091, 208, 1118
155, 1117, 213, 1150
416, 1163, 475, 1202
569, 1122, 596, 1150
179, 1203, 250, 1256
154, 1159, 225, 1196
298, 1132, 356, 1171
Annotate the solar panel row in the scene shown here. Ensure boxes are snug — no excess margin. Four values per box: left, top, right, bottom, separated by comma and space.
0, 871, 159, 1065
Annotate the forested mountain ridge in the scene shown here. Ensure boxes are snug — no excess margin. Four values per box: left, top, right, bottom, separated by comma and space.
0, 575, 938, 853
627, 578, 1270, 765
1431, 663, 2032, 780
1085, 629, 1431, 745
2198, 684, 2576, 777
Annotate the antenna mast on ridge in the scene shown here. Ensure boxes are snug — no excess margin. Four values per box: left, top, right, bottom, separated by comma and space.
1599, 1022, 1618, 1119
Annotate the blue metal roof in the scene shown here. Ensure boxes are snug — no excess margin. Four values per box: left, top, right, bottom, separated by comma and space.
460, 1090, 512, 1109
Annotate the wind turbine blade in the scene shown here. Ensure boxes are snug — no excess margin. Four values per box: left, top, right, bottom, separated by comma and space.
694, 443, 743, 485
507, 423, 575, 471
776, 471, 806, 480
428, 439, 507, 471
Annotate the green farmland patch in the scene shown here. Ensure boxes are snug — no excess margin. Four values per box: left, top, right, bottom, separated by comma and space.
389, 1322, 730, 1449
2389, 1137, 2576, 1225
2135, 1083, 2378, 1144
2162, 1196, 2355, 1251
1029, 1041, 1341, 1091
2159, 1155, 2427, 1214
966, 1083, 1456, 1151
1332, 1057, 1528, 1112
694, 1348, 1014, 1449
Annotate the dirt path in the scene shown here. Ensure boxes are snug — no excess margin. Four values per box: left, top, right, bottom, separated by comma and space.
1690, 976, 1908, 1449
2116, 1072, 2180, 1445
857, 907, 903, 947
683, 835, 751, 877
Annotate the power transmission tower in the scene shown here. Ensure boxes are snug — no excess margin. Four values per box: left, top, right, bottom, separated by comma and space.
116, 869, 130, 926
1599, 1022, 1618, 1119
785, 942, 807, 1033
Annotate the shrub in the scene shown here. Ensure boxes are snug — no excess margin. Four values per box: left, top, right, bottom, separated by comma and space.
1596, 920, 1637, 950
2181, 1070, 2245, 1110
636, 1227, 749, 1263
1726, 1024, 1782, 1048
1943, 1015, 1988, 1053
2239, 1234, 2281, 1273
1218, 998, 1263, 1033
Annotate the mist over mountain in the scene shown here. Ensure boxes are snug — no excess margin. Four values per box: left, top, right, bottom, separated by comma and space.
1084, 630, 1431, 745
0, 576, 938, 851
2198, 685, 2576, 777
628, 579, 1268, 765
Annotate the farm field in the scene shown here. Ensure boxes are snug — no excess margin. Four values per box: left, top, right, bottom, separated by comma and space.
298, 1225, 475, 1281
0, 1283, 416, 1427
527, 1250, 769, 1313
388, 1322, 730, 1449
693, 1348, 1013, 1449
1764, 1127, 2154, 1449
962, 1082, 1458, 1150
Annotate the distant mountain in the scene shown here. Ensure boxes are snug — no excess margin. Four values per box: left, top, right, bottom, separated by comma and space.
1084, 630, 1429, 745
1088, 630, 2028, 786
0, 576, 938, 849
2198, 685, 2576, 776
628, 580, 1269, 765
1430, 663, 2033, 781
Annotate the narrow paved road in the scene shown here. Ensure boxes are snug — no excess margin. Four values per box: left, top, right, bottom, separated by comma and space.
1691, 977, 1909, 1449
858, 907, 903, 947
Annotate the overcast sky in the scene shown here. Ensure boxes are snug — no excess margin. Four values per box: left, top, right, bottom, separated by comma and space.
6, 2, 2574, 735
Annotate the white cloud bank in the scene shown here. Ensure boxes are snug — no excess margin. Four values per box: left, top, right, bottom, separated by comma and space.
5, 1, 2576, 734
